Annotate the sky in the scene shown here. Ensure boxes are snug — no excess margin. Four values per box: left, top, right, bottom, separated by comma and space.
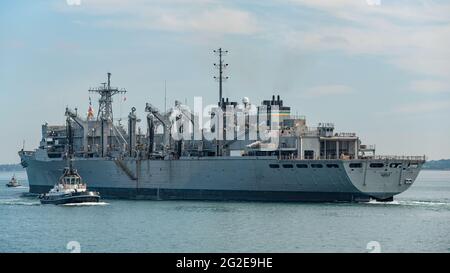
0, 0, 449, 163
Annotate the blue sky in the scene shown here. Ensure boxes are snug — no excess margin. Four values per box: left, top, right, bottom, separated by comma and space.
1, 0, 449, 163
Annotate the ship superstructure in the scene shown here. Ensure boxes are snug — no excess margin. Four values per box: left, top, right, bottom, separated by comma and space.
19, 50, 425, 202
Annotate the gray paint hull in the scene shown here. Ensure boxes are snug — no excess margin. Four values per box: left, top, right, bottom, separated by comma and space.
20, 154, 423, 202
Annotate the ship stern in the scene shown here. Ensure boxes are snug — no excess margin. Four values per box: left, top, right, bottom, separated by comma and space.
343, 156, 425, 201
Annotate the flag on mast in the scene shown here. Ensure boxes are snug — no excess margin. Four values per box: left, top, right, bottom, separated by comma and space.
87, 96, 94, 120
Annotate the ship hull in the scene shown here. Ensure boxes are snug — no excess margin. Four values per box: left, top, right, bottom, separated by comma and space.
20, 153, 424, 202
31, 186, 372, 202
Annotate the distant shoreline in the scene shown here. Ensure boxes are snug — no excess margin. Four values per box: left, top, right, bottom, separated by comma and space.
422, 159, 450, 171
0, 164, 23, 172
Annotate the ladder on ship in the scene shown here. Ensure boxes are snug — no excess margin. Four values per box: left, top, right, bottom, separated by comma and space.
114, 159, 137, 180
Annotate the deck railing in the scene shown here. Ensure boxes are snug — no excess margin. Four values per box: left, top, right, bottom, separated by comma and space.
365, 155, 426, 161
18, 150, 35, 156
275, 154, 426, 161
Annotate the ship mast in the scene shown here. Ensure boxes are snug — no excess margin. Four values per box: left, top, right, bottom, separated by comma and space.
213, 48, 229, 156
88, 73, 127, 157
88, 73, 127, 122
66, 116, 74, 172
213, 48, 229, 108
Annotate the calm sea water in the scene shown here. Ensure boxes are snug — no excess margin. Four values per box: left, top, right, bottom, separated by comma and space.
0, 170, 449, 253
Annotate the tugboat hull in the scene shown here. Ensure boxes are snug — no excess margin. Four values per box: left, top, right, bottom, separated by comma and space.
40, 192, 100, 205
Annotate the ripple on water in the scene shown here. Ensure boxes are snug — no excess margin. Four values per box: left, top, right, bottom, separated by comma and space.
0, 198, 40, 206
172, 205, 237, 213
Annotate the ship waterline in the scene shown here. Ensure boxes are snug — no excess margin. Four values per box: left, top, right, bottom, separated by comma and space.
20, 152, 423, 202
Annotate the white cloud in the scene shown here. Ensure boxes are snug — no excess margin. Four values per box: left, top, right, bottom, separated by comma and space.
410, 80, 450, 94
284, 0, 450, 78
56, 0, 450, 78
302, 84, 354, 97
147, 7, 259, 34
288, 0, 450, 23
393, 100, 450, 114
57, 0, 259, 35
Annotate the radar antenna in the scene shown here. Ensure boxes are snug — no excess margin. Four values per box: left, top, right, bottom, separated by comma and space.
88, 73, 127, 121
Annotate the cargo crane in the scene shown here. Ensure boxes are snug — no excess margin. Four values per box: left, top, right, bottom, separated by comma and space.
174, 100, 195, 126
145, 103, 171, 158
127, 107, 138, 157
65, 107, 89, 155
173, 100, 200, 157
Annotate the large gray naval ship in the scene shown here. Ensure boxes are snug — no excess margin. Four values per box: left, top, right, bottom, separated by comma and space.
19, 50, 425, 202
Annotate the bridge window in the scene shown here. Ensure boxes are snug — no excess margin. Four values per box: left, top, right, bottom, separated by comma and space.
326, 164, 339, 168
409, 163, 419, 168
349, 163, 362, 168
296, 164, 308, 168
311, 164, 323, 168
282, 164, 294, 168
269, 164, 280, 168
370, 163, 384, 168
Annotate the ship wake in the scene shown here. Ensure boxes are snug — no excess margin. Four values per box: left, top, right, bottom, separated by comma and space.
367, 199, 450, 209
0, 198, 40, 206
62, 202, 109, 207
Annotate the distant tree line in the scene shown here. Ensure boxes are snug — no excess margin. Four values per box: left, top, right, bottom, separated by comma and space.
422, 159, 450, 170
0, 164, 23, 172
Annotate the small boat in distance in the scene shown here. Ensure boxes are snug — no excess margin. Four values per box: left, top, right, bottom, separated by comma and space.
39, 116, 101, 205
39, 165, 100, 205
6, 174, 21, 187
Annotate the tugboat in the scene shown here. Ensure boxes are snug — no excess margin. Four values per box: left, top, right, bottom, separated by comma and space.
6, 174, 21, 187
39, 117, 100, 205
39, 165, 100, 205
